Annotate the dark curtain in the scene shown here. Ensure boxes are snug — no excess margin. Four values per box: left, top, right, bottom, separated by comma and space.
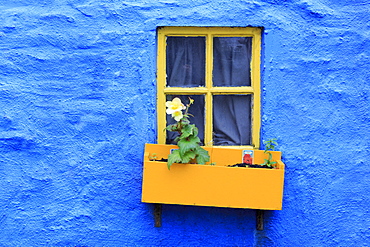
166, 37, 205, 87
213, 37, 252, 87
213, 95, 251, 146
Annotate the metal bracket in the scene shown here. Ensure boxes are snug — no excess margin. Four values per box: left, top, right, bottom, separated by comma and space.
256, 210, 264, 230
154, 204, 162, 227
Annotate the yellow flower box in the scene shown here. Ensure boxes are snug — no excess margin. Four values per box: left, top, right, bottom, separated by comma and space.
141, 143, 285, 210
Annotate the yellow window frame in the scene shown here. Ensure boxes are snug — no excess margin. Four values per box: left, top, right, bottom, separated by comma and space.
157, 26, 262, 149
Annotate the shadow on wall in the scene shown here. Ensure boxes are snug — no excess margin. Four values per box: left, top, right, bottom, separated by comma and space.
146, 203, 277, 245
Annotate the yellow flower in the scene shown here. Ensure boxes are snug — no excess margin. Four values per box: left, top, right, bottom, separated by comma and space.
172, 110, 183, 122
166, 97, 185, 115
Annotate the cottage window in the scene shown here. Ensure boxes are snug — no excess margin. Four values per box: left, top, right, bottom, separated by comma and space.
157, 27, 262, 148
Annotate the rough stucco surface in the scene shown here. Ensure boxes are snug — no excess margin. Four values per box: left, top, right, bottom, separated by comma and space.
0, 0, 369, 246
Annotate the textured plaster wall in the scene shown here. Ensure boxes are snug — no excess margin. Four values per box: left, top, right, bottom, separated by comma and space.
0, 0, 369, 246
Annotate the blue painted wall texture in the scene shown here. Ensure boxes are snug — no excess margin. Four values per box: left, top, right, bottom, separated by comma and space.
0, 0, 369, 246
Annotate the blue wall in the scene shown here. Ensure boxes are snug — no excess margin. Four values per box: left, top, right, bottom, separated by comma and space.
1, 0, 369, 246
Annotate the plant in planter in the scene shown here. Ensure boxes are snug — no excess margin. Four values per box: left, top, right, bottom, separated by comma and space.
164, 97, 210, 169
260, 138, 278, 168
228, 138, 279, 169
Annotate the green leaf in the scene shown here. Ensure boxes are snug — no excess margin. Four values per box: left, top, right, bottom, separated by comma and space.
179, 124, 193, 139
192, 125, 198, 137
177, 136, 200, 156
165, 124, 178, 132
181, 118, 190, 125
195, 147, 210, 164
167, 149, 182, 170
261, 159, 268, 166
263, 138, 278, 151
180, 151, 196, 163
174, 136, 180, 143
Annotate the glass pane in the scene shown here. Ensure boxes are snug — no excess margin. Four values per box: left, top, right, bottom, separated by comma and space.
166, 37, 205, 87
165, 95, 205, 145
213, 95, 251, 145
213, 37, 252, 87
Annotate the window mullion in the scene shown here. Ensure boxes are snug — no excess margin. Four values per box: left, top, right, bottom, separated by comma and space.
205, 34, 213, 146
163, 88, 208, 94
210, 87, 254, 94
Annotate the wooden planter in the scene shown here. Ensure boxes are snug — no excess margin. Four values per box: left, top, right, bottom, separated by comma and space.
141, 143, 285, 210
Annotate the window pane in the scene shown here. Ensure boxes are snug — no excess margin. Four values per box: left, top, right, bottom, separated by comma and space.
165, 95, 205, 145
213, 95, 251, 145
166, 37, 205, 87
213, 37, 252, 87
